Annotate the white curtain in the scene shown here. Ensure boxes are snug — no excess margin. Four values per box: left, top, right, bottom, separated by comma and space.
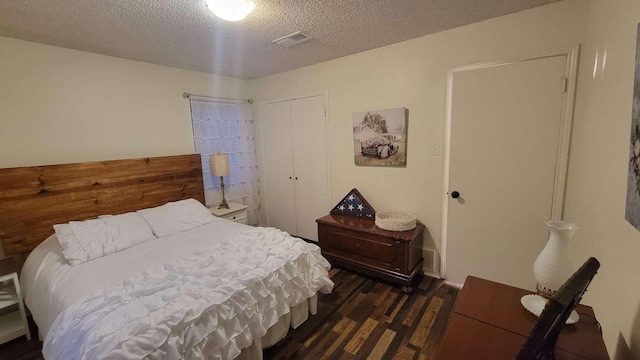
190, 99, 260, 225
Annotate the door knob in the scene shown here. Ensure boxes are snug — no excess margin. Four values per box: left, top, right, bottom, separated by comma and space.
451, 191, 460, 199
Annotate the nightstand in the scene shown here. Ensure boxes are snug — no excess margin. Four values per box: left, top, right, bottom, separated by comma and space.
0, 272, 30, 344
209, 203, 249, 225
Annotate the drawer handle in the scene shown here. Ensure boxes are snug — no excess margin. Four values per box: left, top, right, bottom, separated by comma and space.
355, 243, 361, 248
232, 216, 236, 219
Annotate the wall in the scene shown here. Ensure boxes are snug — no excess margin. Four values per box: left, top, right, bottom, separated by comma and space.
249, 0, 588, 273
564, 0, 640, 358
0, 36, 248, 168
2, 0, 637, 356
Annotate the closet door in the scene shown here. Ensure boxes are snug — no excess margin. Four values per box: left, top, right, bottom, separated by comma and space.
290, 95, 329, 241
261, 101, 297, 235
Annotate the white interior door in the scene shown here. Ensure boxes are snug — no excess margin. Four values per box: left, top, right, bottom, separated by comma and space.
261, 101, 297, 235
290, 95, 329, 241
445, 55, 567, 289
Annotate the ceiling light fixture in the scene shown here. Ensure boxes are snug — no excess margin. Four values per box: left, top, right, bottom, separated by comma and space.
205, 0, 255, 21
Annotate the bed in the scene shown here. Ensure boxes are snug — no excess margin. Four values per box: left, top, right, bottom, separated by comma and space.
0, 154, 333, 359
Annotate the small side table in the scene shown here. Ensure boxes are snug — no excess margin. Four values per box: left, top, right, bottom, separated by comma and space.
209, 203, 249, 225
0, 272, 30, 345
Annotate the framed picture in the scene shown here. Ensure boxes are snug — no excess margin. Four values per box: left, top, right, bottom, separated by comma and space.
626, 24, 640, 232
352, 107, 407, 167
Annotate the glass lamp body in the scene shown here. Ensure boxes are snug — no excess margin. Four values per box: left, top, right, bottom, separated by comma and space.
533, 221, 579, 298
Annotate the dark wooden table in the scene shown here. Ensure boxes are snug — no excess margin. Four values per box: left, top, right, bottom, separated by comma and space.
435, 276, 609, 359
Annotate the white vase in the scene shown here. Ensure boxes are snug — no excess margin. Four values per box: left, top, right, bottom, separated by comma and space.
533, 220, 579, 298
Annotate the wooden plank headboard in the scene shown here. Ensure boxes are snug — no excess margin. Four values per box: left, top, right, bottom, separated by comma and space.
0, 154, 205, 257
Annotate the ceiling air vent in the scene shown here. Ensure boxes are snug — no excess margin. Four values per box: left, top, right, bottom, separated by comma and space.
272, 31, 313, 48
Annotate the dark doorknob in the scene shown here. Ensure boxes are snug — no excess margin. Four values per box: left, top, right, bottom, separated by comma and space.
451, 191, 460, 199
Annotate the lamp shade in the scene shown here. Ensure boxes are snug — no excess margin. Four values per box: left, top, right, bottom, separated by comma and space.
210, 153, 230, 177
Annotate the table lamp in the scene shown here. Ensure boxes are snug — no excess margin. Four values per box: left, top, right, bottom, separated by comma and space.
210, 153, 230, 209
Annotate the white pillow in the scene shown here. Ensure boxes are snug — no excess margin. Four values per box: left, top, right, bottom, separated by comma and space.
54, 212, 156, 266
136, 198, 214, 237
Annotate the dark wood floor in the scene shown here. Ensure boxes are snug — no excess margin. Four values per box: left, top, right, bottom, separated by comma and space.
0, 336, 43, 360
264, 268, 459, 359
0, 268, 458, 360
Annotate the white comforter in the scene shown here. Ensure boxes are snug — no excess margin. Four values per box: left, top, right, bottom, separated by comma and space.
21, 220, 333, 360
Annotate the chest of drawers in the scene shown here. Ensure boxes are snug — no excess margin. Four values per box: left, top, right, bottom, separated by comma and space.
316, 214, 424, 292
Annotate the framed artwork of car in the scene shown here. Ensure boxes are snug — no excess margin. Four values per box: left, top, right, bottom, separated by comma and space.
352, 107, 407, 167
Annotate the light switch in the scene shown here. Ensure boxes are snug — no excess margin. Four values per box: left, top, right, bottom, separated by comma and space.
431, 143, 441, 156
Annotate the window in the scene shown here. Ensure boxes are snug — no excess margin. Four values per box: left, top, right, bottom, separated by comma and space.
190, 99, 260, 225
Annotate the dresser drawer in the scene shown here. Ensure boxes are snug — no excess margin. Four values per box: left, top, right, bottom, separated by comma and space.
232, 215, 248, 225
210, 203, 249, 225
319, 225, 401, 271
222, 212, 247, 224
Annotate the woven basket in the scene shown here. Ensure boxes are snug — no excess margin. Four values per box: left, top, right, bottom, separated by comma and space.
375, 211, 417, 232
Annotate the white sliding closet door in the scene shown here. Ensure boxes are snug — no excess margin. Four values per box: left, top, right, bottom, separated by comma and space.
291, 95, 329, 240
261, 101, 297, 235
261, 95, 329, 241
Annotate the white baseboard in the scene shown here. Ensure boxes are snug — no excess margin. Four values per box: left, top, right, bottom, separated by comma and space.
422, 268, 441, 279
443, 280, 463, 289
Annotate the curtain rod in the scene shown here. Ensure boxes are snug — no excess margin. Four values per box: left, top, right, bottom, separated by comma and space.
183, 92, 253, 104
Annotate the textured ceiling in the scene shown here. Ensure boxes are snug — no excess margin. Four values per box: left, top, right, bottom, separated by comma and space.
0, 0, 562, 79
